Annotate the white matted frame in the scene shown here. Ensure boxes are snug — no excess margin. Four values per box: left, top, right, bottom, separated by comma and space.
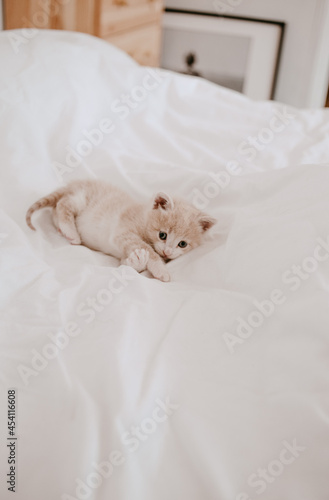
161, 11, 284, 100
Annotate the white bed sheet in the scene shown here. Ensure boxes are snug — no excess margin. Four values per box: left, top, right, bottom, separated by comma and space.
0, 30, 329, 500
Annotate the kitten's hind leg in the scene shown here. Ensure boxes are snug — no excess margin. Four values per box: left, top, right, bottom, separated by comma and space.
52, 208, 64, 237
55, 198, 81, 245
52, 207, 59, 230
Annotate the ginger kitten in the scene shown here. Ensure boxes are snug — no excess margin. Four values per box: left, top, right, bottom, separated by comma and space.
26, 180, 216, 282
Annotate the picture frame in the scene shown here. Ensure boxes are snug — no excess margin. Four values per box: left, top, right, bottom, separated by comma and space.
161, 10, 284, 100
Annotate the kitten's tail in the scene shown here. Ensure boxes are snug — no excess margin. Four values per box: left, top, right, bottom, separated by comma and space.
26, 188, 65, 230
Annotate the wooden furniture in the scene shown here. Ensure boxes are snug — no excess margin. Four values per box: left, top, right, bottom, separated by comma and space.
3, 0, 163, 66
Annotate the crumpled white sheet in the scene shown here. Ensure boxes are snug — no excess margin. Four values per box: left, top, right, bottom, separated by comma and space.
0, 30, 329, 500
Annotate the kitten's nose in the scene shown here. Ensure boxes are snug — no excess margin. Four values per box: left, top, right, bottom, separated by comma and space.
164, 248, 172, 257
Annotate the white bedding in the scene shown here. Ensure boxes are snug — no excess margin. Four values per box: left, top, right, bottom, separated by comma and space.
1, 30, 329, 500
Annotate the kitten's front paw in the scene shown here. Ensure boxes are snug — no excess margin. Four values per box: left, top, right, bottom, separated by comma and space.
156, 270, 171, 282
148, 261, 171, 282
125, 248, 149, 273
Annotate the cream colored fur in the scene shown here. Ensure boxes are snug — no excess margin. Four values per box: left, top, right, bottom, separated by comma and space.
26, 180, 216, 281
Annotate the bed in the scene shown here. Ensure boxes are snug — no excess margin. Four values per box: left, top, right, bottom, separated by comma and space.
1, 29, 329, 500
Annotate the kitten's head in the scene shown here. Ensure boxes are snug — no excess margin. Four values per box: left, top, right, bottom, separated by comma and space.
146, 192, 216, 260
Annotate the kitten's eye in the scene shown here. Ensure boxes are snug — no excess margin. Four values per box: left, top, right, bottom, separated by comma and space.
159, 232, 167, 240
178, 241, 187, 248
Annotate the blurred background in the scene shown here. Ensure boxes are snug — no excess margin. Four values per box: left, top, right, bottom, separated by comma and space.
1, 0, 329, 108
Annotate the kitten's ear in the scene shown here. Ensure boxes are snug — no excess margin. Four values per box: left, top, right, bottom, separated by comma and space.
198, 214, 217, 232
153, 192, 174, 211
